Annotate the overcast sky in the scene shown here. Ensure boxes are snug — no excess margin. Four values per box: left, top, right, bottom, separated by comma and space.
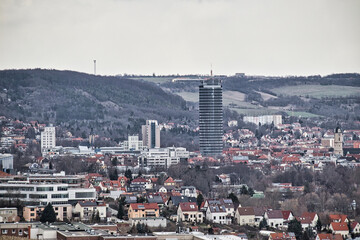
0, 0, 359, 76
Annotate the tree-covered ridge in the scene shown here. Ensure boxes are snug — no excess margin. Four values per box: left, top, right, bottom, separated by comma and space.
0, 69, 193, 137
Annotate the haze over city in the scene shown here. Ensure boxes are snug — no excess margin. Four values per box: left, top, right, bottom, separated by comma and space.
1, 0, 360, 76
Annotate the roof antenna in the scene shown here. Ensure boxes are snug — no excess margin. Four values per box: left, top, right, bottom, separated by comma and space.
210, 64, 213, 77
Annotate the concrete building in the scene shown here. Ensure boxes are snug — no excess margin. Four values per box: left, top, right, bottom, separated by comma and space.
142, 120, 160, 148
199, 78, 223, 156
243, 115, 282, 127
123, 135, 144, 151
0, 154, 13, 173
73, 200, 107, 221
41, 125, 56, 153
128, 203, 159, 219
138, 147, 189, 168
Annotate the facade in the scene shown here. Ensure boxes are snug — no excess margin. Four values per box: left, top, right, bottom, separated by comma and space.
177, 202, 203, 223
329, 222, 349, 238
264, 210, 284, 229
138, 147, 189, 168
128, 203, 159, 219
0, 223, 31, 238
199, 78, 223, 156
181, 186, 197, 198
243, 115, 282, 127
0, 154, 13, 173
142, 120, 160, 148
206, 205, 231, 225
235, 207, 255, 226
73, 201, 107, 221
23, 204, 72, 222
123, 135, 144, 151
41, 125, 56, 153
0, 208, 18, 222
334, 127, 343, 156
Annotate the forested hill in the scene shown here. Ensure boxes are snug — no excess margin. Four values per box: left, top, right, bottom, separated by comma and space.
0, 69, 194, 139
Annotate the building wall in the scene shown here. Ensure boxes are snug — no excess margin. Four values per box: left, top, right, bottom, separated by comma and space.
0, 208, 18, 222
41, 126, 56, 152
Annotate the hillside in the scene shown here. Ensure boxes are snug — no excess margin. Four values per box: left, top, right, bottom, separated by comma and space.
0, 69, 195, 140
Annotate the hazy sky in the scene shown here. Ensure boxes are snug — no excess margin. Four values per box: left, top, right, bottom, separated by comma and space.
0, 0, 359, 76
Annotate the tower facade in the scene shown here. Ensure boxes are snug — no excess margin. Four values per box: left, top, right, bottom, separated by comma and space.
41, 124, 56, 152
199, 78, 223, 156
142, 120, 160, 149
334, 127, 343, 156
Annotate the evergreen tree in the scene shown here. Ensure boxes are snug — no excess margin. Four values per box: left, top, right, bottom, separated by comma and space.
197, 193, 204, 210
240, 185, 248, 195
228, 192, 240, 208
248, 187, 255, 196
288, 219, 303, 240
316, 219, 322, 232
125, 169, 133, 181
94, 210, 101, 223
259, 217, 268, 229
40, 203, 56, 223
117, 197, 126, 219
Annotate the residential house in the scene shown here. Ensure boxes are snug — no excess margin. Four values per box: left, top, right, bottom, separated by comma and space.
73, 201, 107, 221
235, 207, 255, 226
23, 204, 72, 222
204, 199, 235, 217
264, 210, 284, 229
128, 203, 159, 219
316, 233, 343, 240
329, 222, 349, 238
181, 186, 197, 198
329, 214, 348, 223
164, 177, 175, 187
206, 205, 231, 225
146, 194, 165, 208
177, 202, 203, 223
167, 196, 196, 208
351, 221, 360, 234
297, 212, 319, 229
269, 232, 296, 240
0, 208, 18, 222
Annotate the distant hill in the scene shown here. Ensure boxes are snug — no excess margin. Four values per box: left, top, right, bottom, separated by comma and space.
0, 69, 195, 139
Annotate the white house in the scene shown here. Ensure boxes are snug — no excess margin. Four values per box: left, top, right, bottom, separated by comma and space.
177, 202, 203, 223
264, 210, 284, 229
73, 201, 107, 221
235, 207, 255, 226
206, 205, 231, 225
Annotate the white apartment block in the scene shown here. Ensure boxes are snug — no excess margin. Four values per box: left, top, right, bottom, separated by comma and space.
123, 135, 144, 151
243, 115, 282, 127
0, 154, 13, 172
138, 147, 189, 168
41, 125, 56, 152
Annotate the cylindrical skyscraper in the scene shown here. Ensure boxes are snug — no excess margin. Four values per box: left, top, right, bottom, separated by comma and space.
199, 78, 223, 156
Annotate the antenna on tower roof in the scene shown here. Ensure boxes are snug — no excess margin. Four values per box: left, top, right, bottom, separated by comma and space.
210, 64, 213, 77
93, 60, 96, 75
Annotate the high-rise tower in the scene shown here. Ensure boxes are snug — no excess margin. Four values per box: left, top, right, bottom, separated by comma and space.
142, 120, 160, 149
199, 78, 223, 156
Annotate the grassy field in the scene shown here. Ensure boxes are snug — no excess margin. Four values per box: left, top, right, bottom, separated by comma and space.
285, 111, 320, 118
176, 90, 247, 106
271, 84, 360, 98
230, 107, 281, 116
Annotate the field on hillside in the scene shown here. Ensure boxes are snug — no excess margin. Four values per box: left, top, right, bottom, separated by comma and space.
271, 85, 360, 98
176, 90, 247, 106
130, 77, 173, 84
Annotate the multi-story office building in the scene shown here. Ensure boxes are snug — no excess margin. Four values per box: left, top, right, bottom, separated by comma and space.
138, 147, 189, 168
41, 125, 56, 153
142, 120, 160, 148
199, 78, 223, 156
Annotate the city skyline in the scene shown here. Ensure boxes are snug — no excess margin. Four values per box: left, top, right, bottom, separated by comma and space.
0, 0, 360, 76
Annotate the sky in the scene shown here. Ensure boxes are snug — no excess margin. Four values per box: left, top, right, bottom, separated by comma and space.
0, 0, 359, 76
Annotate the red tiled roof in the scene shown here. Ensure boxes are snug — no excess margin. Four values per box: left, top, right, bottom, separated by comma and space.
164, 177, 175, 183
130, 203, 159, 210
179, 202, 198, 212
237, 207, 255, 216
316, 234, 342, 240
331, 222, 349, 231
329, 214, 347, 223
282, 210, 292, 220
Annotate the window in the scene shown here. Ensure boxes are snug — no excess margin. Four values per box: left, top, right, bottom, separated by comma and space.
2, 230, 7, 234
30, 213, 35, 216
19, 229, 23, 235
12, 229, 16, 234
